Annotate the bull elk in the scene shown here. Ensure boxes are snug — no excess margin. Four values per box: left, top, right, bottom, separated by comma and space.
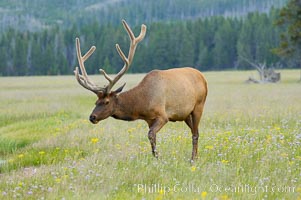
74, 20, 208, 161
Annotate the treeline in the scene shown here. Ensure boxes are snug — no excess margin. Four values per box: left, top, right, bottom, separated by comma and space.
0, 0, 286, 32
87, 0, 286, 26
0, 10, 288, 76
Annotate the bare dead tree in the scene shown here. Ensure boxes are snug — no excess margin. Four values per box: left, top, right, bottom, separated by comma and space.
240, 56, 281, 83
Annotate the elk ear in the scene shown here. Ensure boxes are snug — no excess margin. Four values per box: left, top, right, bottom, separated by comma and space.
97, 91, 104, 98
113, 83, 126, 94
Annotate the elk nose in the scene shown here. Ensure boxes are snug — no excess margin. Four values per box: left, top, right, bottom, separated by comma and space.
89, 115, 97, 123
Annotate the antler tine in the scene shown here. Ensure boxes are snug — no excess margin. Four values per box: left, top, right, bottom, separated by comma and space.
98, 47, 124, 85
122, 20, 146, 65
74, 67, 97, 93
74, 37, 105, 94
122, 20, 135, 41
75, 38, 96, 84
99, 69, 113, 83
101, 20, 147, 93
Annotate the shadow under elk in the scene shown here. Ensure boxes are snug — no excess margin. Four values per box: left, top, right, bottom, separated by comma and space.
74, 20, 208, 161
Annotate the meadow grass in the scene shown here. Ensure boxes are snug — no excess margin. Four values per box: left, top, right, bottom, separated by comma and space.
0, 70, 300, 199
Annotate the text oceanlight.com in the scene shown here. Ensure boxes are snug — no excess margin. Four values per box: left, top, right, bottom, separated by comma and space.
135, 183, 296, 195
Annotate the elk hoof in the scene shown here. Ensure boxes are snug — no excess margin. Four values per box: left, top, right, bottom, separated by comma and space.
152, 150, 158, 159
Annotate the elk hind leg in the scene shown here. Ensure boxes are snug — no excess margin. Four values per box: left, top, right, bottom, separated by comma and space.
185, 114, 193, 132
185, 114, 199, 162
190, 105, 205, 162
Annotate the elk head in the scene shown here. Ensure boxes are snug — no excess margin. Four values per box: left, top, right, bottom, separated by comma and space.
74, 20, 146, 124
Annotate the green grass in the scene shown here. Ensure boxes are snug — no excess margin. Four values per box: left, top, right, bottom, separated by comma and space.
0, 70, 300, 199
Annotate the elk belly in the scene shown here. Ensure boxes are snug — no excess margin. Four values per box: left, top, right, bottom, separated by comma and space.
166, 103, 193, 121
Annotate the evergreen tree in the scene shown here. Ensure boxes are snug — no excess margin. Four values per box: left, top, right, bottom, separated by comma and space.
213, 18, 238, 69
196, 41, 210, 70
237, 13, 257, 69
31, 35, 43, 75
177, 23, 194, 67
147, 23, 170, 69
13, 33, 29, 75
273, 0, 301, 80
0, 36, 8, 75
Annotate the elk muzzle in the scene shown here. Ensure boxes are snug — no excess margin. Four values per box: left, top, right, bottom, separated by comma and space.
89, 114, 98, 124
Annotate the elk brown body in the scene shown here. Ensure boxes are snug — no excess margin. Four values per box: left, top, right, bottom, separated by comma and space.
74, 20, 208, 161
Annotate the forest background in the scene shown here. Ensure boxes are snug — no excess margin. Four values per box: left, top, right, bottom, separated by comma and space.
0, 0, 294, 76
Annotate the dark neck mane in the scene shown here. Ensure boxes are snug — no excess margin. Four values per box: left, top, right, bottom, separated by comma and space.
111, 88, 140, 121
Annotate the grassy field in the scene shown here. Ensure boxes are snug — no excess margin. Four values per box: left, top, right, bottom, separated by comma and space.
0, 70, 300, 200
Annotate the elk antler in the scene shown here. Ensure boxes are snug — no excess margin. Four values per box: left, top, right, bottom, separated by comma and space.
74, 19, 147, 94
74, 38, 107, 94
100, 20, 147, 93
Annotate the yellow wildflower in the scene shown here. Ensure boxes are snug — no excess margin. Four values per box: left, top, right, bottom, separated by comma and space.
176, 135, 182, 141
155, 195, 163, 200
221, 160, 229, 164
91, 138, 99, 144
191, 166, 197, 172
205, 145, 214, 150
201, 191, 208, 199
127, 128, 135, 133
39, 151, 45, 155
18, 154, 24, 159
220, 194, 230, 200
115, 144, 121, 150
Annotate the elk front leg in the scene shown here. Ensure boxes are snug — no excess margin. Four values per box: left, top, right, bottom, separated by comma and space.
147, 117, 168, 158
148, 129, 158, 158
